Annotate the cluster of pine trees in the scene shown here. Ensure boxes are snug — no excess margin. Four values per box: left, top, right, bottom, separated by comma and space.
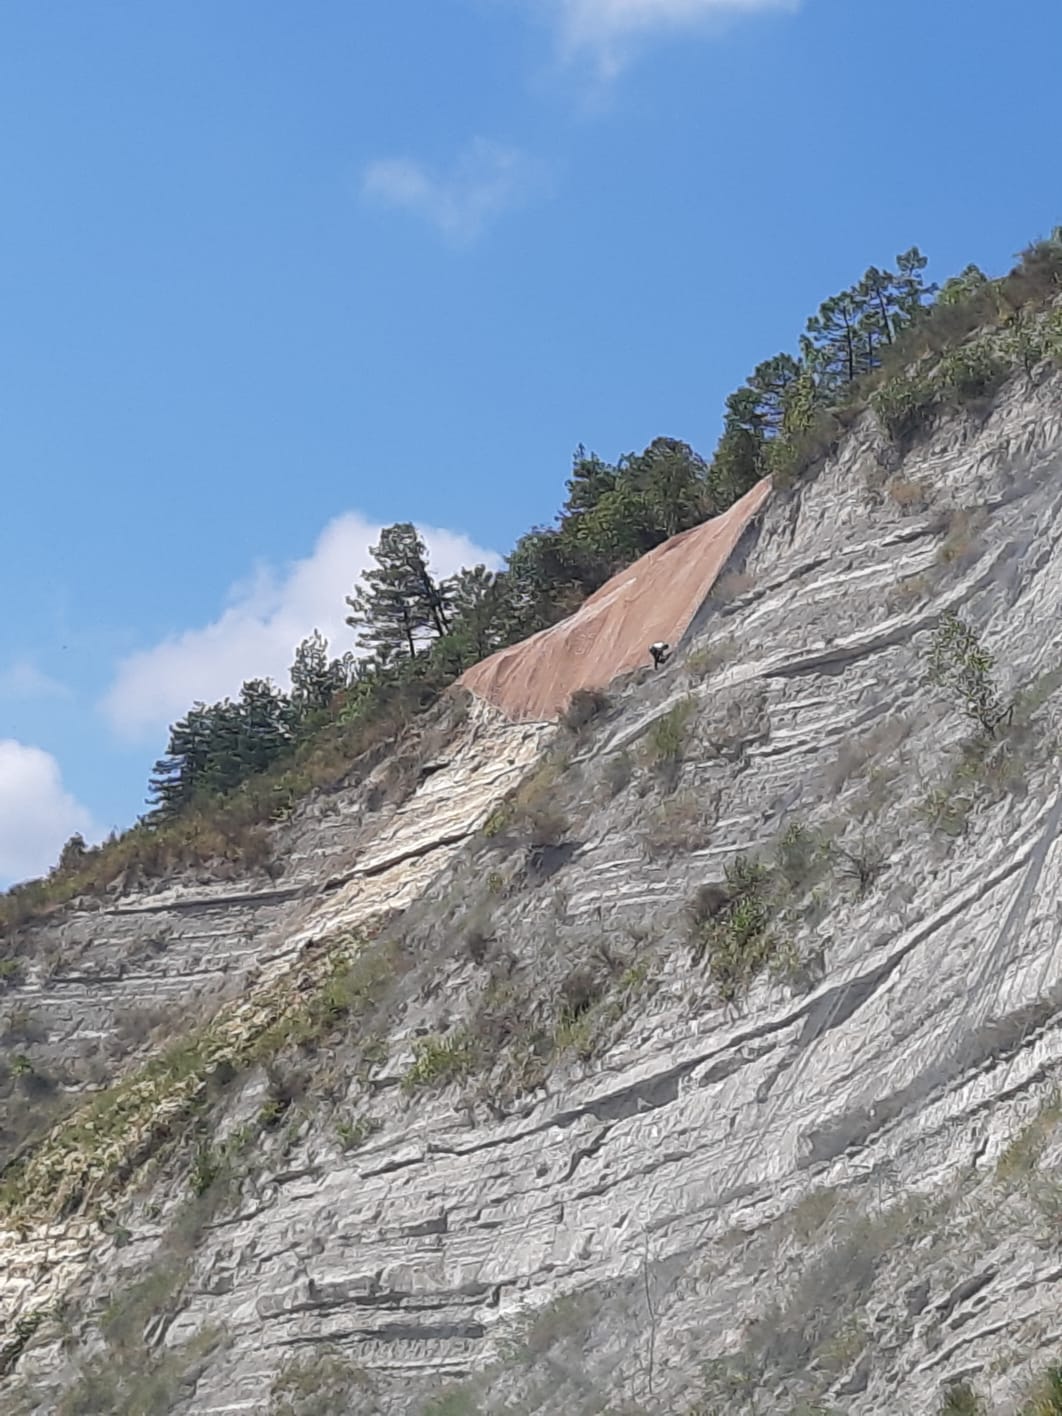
146, 240, 1030, 822
148, 632, 356, 815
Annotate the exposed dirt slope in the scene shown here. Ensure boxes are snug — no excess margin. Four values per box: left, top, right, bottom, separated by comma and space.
458, 478, 771, 721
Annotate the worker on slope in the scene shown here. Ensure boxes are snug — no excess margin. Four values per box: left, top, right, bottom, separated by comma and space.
649, 641, 670, 670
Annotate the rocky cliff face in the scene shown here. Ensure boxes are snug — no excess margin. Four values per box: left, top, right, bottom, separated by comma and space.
5, 368, 1062, 1415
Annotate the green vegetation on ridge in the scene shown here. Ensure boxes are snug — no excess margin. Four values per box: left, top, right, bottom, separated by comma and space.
4, 229, 1062, 934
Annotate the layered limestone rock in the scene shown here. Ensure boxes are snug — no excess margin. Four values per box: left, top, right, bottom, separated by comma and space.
5, 368, 1062, 1413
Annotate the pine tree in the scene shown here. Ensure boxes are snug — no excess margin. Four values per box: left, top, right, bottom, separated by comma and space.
894, 246, 936, 324
620, 437, 709, 539
235, 679, 292, 777
710, 387, 769, 506
564, 445, 617, 517
289, 630, 352, 720
746, 354, 803, 437
805, 289, 869, 391
148, 703, 217, 815
345, 523, 449, 665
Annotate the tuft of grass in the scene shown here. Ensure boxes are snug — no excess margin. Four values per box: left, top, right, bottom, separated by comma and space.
422, 1389, 483, 1416
501, 1291, 602, 1366
401, 1030, 478, 1093
1022, 1365, 1062, 1416
685, 638, 738, 678
686, 820, 873, 1004
887, 477, 931, 513
642, 791, 716, 858
647, 700, 694, 761
996, 1091, 1062, 1185
935, 507, 989, 571
0, 956, 24, 988
484, 759, 571, 849
644, 697, 695, 775
886, 572, 932, 613
712, 571, 755, 602
269, 1347, 373, 1416
336, 1113, 380, 1152
599, 750, 633, 799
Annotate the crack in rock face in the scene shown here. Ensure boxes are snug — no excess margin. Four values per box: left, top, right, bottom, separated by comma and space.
7, 376, 1062, 1412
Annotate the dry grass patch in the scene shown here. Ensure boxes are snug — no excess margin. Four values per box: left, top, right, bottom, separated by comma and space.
996, 1091, 1062, 1185
713, 571, 756, 603
685, 637, 739, 678
935, 506, 989, 570
886, 572, 932, 613
642, 790, 717, 858
887, 477, 932, 513
561, 687, 611, 735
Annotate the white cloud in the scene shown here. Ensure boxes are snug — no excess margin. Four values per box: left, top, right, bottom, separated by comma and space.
0, 659, 70, 701
540, 0, 799, 74
0, 740, 97, 887
101, 513, 502, 742
362, 139, 544, 243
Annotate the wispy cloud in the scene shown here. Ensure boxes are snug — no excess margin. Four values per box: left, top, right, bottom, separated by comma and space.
538, 0, 799, 76
101, 512, 502, 741
0, 659, 70, 701
0, 740, 98, 887
361, 139, 545, 243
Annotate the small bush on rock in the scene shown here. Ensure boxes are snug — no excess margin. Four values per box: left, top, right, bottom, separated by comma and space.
401, 1030, 478, 1093
938, 1378, 985, 1414
925, 612, 1011, 738
689, 855, 797, 1004
646, 697, 694, 766
561, 687, 610, 734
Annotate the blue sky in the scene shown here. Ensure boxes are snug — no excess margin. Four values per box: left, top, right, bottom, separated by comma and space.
2, 0, 1060, 886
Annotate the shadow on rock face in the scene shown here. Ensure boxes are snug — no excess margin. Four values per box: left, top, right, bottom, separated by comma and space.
526, 841, 581, 882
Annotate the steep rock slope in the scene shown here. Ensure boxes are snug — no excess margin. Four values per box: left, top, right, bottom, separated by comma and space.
5, 370, 1062, 1414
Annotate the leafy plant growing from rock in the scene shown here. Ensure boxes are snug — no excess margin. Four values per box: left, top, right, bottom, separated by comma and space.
689, 855, 794, 1003
925, 612, 1012, 737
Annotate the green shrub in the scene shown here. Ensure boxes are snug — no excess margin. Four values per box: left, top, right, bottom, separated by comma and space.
925, 612, 1011, 737
689, 855, 796, 1003
0, 957, 23, 988
938, 1379, 985, 1414
872, 369, 936, 443
937, 338, 1007, 404
645, 697, 695, 775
